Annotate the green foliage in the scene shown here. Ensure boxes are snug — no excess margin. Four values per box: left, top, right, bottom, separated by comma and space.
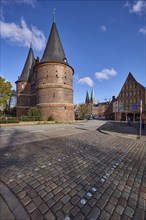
0, 76, 13, 111
0, 117, 19, 124
27, 107, 41, 121
75, 104, 90, 119
48, 115, 54, 121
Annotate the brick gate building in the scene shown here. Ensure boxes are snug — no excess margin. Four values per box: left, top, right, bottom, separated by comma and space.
15, 19, 74, 122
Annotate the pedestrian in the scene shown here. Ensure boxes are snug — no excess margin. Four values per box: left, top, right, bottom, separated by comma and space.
142, 119, 144, 130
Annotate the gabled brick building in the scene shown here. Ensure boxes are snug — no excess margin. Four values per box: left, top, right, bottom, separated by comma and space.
106, 73, 146, 122
16, 20, 74, 122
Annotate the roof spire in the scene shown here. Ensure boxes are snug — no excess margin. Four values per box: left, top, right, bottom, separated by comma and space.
53, 8, 56, 23
30, 41, 32, 48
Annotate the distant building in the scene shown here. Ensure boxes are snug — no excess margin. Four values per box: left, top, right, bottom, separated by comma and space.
85, 88, 95, 105
106, 73, 146, 122
15, 19, 74, 122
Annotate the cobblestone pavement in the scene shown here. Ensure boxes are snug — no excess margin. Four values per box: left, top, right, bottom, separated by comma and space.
0, 130, 146, 220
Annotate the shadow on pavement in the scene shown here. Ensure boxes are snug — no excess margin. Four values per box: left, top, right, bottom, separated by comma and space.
98, 121, 146, 137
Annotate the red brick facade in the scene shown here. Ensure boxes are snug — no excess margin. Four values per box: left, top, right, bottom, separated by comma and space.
16, 21, 74, 122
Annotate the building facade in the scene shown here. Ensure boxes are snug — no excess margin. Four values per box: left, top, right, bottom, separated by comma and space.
107, 73, 146, 122
16, 20, 74, 122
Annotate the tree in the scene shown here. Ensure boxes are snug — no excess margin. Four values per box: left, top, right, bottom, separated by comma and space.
0, 76, 13, 112
75, 104, 90, 119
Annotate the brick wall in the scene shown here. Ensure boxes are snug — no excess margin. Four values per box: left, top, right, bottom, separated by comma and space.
34, 62, 74, 122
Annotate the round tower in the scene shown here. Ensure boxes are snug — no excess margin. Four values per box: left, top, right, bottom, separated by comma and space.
34, 21, 74, 122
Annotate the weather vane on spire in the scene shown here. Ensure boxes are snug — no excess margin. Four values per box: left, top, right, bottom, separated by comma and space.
53, 8, 56, 22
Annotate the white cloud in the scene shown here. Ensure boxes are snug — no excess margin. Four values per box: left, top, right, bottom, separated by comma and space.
78, 77, 94, 87
74, 74, 79, 81
0, 17, 46, 51
95, 68, 117, 81
99, 25, 107, 32
125, 0, 146, 15
139, 26, 146, 35
15, 0, 36, 8
1, 0, 36, 7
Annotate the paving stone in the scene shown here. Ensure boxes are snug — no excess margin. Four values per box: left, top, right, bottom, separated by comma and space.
60, 194, 70, 204
70, 205, 80, 217
36, 184, 45, 192
98, 210, 110, 220
38, 202, 48, 214
33, 196, 43, 206
26, 201, 36, 213
125, 205, 135, 218
134, 207, 145, 219
88, 197, 97, 207
30, 209, 43, 220
110, 213, 121, 220
17, 190, 26, 199
38, 189, 47, 197
55, 210, 64, 220
71, 195, 80, 205
52, 186, 62, 195
118, 197, 127, 207
138, 197, 145, 209
27, 189, 37, 198
128, 197, 137, 209
94, 191, 101, 199
21, 195, 31, 206
44, 210, 56, 220
63, 202, 73, 213
52, 201, 63, 213
129, 192, 138, 201
77, 189, 86, 198
46, 198, 55, 207
62, 186, 71, 194
115, 204, 124, 215
81, 204, 91, 216
122, 215, 132, 220
97, 198, 107, 209
74, 212, 85, 220
109, 196, 118, 206
87, 207, 100, 220
105, 203, 115, 215
53, 191, 64, 202
69, 189, 77, 197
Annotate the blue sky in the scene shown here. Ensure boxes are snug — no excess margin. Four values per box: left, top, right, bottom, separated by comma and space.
0, 0, 146, 104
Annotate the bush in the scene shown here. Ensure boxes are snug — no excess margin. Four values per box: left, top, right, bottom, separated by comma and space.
48, 115, 54, 121
27, 107, 41, 121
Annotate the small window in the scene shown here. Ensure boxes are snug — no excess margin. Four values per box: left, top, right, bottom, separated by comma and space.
53, 93, 55, 98
22, 83, 24, 89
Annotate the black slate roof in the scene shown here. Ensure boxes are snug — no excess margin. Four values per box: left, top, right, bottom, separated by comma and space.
16, 46, 35, 82
41, 22, 68, 64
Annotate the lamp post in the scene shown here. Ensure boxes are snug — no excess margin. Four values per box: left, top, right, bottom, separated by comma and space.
140, 99, 142, 138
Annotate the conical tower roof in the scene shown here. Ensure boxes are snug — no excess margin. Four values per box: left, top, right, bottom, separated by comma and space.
16, 45, 35, 82
91, 88, 95, 100
85, 91, 90, 104
41, 21, 68, 64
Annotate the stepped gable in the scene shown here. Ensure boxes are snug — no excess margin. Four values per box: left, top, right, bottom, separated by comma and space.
41, 21, 68, 64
